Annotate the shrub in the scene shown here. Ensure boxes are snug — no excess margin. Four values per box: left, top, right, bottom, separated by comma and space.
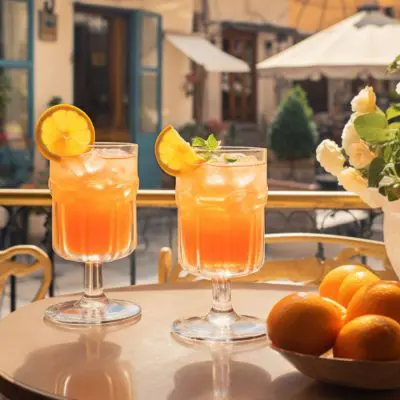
269, 87, 316, 160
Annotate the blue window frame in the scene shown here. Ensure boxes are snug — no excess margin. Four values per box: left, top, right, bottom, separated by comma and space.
0, 0, 34, 187
130, 10, 163, 188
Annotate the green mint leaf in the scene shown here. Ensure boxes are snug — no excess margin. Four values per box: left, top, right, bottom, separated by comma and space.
191, 137, 207, 147
368, 157, 385, 188
354, 112, 397, 144
201, 152, 212, 162
206, 134, 219, 151
224, 155, 237, 163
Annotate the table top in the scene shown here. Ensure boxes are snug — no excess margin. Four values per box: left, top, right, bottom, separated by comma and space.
0, 282, 399, 400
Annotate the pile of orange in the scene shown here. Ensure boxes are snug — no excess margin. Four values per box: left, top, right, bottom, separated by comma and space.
267, 265, 400, 361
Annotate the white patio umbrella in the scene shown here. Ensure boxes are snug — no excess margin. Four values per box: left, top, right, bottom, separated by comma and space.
257, 10, 400, 79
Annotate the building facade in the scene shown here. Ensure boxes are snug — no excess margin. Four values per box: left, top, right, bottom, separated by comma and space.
200, 0, 291, 125
1, 0, 291, 188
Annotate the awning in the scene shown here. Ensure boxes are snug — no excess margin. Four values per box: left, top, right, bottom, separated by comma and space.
256, 11, 400, 80
166, 34, 250, 73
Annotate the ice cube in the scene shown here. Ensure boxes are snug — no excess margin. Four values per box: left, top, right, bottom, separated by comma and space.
84, 151, 105, 174
205, 172, 225, 186
98, 148, 128, 158
237, 155, 259, 165
62, 158, 85, 177
234, 171, 257, 187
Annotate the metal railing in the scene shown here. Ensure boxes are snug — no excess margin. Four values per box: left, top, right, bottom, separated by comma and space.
0, 189, 377, 312
0, 189, 369, 209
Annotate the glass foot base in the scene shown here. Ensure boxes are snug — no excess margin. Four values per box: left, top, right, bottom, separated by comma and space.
44, 298, 141, 326
172, 312, 266, 342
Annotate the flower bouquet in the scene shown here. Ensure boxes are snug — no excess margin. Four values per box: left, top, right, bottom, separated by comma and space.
316, 58, 400, 276
316, 85, 400, 208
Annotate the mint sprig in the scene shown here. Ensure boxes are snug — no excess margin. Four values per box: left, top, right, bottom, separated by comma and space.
191, 133, 220, 160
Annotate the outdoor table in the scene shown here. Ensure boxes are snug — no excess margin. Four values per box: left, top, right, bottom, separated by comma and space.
0, 282, 398, 400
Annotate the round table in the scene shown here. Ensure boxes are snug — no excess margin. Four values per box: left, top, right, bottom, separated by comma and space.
0, 282, 398, 400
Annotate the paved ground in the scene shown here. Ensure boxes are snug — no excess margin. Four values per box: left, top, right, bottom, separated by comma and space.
0, 209, 385, 317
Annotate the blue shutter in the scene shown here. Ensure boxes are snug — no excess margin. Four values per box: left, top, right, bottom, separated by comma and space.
130, 10, 162, 188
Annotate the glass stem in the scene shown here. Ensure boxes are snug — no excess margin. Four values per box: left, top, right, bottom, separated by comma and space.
211, 347, 231, 400
83, 262, 106, 300
211, 278, 234, 313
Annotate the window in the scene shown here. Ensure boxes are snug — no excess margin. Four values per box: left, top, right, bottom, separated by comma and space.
0, 0, 33, 187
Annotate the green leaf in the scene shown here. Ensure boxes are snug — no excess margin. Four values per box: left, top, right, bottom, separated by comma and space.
389, 122, 400, 130
354, 112, 397, 144
395, 163, 400, 176
206, 134, 219, 151
191, 137, 207, 147
388, 55, 400, 74
387, 105, 400, 120
383, 145, 393, 162
368, 157, 385, 187
388, 189, 399, 202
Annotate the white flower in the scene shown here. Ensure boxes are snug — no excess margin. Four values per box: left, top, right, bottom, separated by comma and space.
351, 86, 376, 114
347, 141, 375, 169
316, 140, 345, 176
396, 82, 400, 96
337, 168, 368, 194
341, 121, 360, 153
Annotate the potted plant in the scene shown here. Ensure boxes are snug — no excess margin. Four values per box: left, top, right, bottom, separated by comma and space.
269, 85, 316, 182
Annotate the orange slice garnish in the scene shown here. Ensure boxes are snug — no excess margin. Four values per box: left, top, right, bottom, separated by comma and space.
35, 104, 95, 161
154, 125, 204, 176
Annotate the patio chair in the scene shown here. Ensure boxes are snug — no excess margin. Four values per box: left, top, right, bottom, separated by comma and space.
0, 245, 52, 303
158, 233, 397, 285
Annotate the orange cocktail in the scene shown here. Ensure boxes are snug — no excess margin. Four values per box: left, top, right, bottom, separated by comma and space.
154, 125, 268, 341
177, 154, 267, 278
36, 104, 141, 325
50, 145, 138, 262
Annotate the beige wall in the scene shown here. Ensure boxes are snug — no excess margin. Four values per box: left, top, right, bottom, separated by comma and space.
207, 0, 288, 25
203, 0, 289, 122
34, 0, 74, 119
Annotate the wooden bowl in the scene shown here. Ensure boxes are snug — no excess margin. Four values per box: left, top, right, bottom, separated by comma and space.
273, 346, 400, 390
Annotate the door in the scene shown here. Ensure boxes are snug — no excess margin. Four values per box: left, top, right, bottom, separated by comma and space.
130, 11, 162, 188
74, 6, 130, 142
222, 29, 257, 122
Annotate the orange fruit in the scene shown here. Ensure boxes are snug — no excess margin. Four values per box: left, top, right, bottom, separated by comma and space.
333, 315, 400, 361
35, 104, 95, 161
337, 270, 380, 307
319, 265, 368, 301
267, 293, 346, 355
154, 125, 204, 176
346, 281, 400, 324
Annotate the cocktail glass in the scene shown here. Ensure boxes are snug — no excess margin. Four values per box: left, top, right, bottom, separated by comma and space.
45, 143, 140, 325
173, 147, 268, 341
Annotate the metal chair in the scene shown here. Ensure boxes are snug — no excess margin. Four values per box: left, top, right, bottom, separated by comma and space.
158, 233, 397, 285
0, 245, 52, 303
